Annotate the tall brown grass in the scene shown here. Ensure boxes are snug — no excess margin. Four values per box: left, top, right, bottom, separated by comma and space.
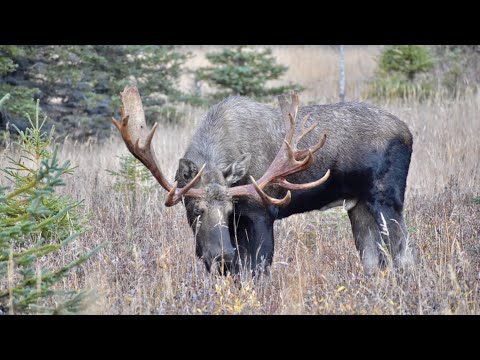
1, 45, 479, 314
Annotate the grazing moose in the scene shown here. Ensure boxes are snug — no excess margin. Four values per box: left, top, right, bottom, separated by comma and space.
113, 86, 412, 276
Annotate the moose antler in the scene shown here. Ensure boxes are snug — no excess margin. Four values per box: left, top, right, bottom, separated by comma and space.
113, 87, 329, 209
229, 92, 330, 206
112, 86, 205, 206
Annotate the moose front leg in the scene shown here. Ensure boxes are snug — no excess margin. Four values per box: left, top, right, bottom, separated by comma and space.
230, 210, 275, 275
249, 215, 275, 274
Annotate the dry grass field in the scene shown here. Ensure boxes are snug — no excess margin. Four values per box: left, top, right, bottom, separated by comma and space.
2, 45, 479, 314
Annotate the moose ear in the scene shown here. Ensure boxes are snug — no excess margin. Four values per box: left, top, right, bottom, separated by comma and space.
223, 153, 251, 186
176, 158, 199, 184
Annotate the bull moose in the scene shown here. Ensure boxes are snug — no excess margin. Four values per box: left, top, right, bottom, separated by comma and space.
113, 86, 413, 276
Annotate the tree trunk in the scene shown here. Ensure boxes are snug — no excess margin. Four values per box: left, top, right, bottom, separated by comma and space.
339, 45, 345, 102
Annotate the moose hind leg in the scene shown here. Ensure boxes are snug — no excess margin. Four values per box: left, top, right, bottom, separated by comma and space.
368, 202, 409, 269
348, 201, 385, 275
368, 136, 412, 269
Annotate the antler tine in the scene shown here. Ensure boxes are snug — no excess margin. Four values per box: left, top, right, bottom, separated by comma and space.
143, 122, 158, 149
279, 92, 299, 145
291, 91, 299, 120
283, 139, 295, 160
287, 113, 295, 144
112, 116, 121, 131
297, 122, 318, 144
250, 176, 292, 207
295, 129, 327, 160
112, 113, 129, 130
165, 181, 179, 207
131, 123, 158, 155
309, 128, 327, 153
275, 169, 331, 191
300, 112, 311, 128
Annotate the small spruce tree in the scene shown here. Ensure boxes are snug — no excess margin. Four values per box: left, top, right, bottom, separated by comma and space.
107, 154, 153, 243
368, 45, 435, 100
0, 99, 105, 314
107, 154, 152, 209
195, 46, 303, 102
379, 45, 434, 81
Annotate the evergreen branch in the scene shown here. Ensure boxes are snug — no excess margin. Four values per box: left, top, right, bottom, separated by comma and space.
4, 178, 40, 200
0, 241, 107, 301
0, 213, 31, 226
0, 233, 78, 261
